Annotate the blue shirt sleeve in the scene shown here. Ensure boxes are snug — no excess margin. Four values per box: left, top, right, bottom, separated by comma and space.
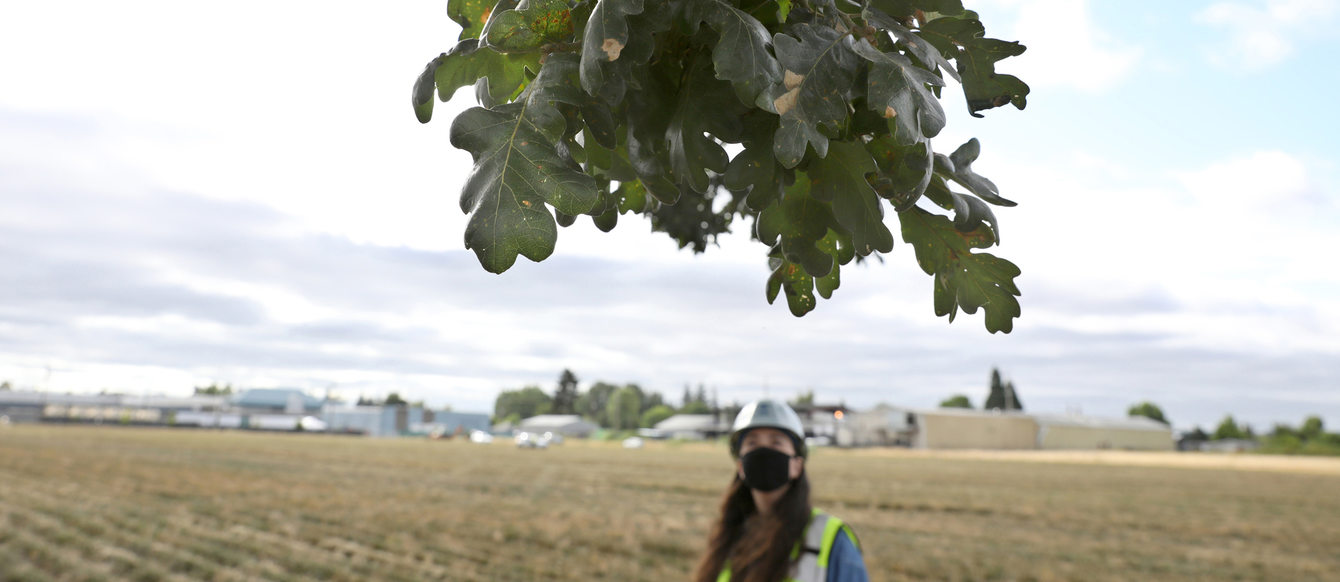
825, 528, 869, 582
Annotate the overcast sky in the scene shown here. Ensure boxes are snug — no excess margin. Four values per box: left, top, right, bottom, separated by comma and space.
2, 0, 1337, 432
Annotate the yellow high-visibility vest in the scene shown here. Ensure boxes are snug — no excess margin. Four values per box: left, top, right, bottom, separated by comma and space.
716, 509, 858, 582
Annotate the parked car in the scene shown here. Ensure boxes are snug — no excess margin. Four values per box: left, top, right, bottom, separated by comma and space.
469, 430, 494, 444
622, 436, 644, 449
515, 432, 550, 449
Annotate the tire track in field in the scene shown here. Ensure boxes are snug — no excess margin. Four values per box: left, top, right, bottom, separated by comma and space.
2, 497, 211, 582
2, 461, 471, 581
0, 478, 213, 581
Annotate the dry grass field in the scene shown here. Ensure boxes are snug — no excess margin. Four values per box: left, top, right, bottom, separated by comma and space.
2, 425, 1338, 581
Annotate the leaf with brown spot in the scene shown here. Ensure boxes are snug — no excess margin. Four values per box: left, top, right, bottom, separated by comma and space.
448, 55, 599, 273
917, 12, 1030, 117
450, 0, 508, 40
765, 23, 861, 168
579, 0, 644, 98
898, 206, 1020, 333
852, 38, 947, 145
483, 0, 575, 53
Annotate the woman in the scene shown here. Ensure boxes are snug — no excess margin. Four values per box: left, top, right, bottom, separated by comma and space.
694, 399, 868, 582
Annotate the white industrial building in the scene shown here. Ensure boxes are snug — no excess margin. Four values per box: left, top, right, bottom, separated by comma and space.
648, 414, 727, 439
518, 414, 598, 438
838, 405, 1173, 451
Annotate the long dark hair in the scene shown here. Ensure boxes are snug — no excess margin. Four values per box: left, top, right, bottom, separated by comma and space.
694, 471, 812, 582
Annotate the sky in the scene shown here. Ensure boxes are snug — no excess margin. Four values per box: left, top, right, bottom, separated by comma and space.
1, 0, 1337, 433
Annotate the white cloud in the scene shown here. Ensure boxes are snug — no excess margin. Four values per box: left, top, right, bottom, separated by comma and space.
1174, 150, 1313, 209
959, 145, 1339, 355
973, 0, 1142, 92
1197, 0, 1339, 69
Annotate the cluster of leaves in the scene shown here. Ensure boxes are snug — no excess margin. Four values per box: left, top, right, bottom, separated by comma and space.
413, 0, 1029, 332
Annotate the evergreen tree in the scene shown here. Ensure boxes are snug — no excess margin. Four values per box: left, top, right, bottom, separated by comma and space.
553, 369, 579, 414
984, 369, 1022, 411
1005, 381, 1023, 411
985, 368, 1005, 409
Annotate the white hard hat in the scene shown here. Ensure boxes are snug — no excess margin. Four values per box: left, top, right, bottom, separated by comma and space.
729, 399, 806, 458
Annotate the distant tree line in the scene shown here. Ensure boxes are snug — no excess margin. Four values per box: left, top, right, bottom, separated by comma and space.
938, 368, 1024, 411
193, 383, 233, 396
493, 369, 741, 431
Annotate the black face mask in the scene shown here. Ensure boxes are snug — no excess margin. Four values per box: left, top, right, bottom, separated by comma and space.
740, 447, 794, 492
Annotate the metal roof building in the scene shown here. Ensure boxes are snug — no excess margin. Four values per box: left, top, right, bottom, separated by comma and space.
232, 389, 324, 414
839, 405, 1174, 451
1033, 413, 1174, 450
518, 414, 598, 437
651, 414, 726, 439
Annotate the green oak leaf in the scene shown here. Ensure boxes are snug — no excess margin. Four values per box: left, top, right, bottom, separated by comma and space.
766, 23, 861, 168
592, 206, 619, 231
624, 67, 681, 204
583, 127, 637, 181
765, 226, 851, 315
579, 0, 644, 99
725, 143, 784, 212
851, 38, 947, 145
866, 0, 966, 22
814, 229, 854, 299
757, 173, 839, 278
689, 0, 783, 106
412, 54, 446, 124
410, 39, 538, 123
862, 7, 959, 82
590, 184, 620, 231
866, 136, 932, 210
483, 0, 576, 53
732, 111, 790, 211
448, 59, 600, 273
940, 137, 1015, 206
615, 179, 652, 214
766, 251, 818, 316
666, 57, 743, 193
805, 141, 894, 255
922, 176, 999, 241
898, 206, 1020, 333
519, 54, 621, 162
744, 0, 794, 28
918, 12, 1029, 117
581, 1, 674, 105
628, 137, 681, 204
449, 0, 509, 40
650, 183, 735, 252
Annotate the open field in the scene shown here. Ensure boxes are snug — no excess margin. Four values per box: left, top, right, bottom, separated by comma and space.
2, 426, 1338, 581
